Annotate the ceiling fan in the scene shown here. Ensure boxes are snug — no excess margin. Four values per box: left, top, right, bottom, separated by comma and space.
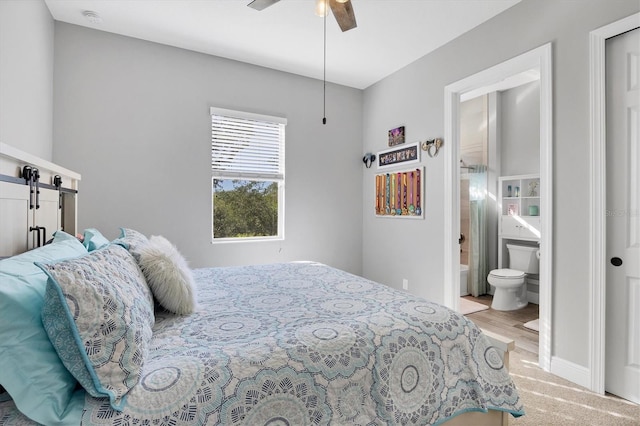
248, 0, 357, 32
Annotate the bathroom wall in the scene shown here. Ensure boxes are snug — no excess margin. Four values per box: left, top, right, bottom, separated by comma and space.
460, 95, 488, 167
500, 81, 540, 176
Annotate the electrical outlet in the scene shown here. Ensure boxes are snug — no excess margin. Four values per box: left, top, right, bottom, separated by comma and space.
402, 278, 408, 290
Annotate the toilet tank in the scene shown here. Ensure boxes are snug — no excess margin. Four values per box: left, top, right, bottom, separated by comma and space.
506, 244, 539, 274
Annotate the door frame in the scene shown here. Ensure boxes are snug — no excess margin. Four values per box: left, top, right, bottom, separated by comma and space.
444, 43, 553, 371
588, 12, 640, 395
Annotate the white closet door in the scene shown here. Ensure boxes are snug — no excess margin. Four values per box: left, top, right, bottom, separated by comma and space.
605, 27, 640, 405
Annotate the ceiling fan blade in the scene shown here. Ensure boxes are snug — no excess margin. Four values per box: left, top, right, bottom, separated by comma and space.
329, 0, 357, 32
247, 0, 280, 11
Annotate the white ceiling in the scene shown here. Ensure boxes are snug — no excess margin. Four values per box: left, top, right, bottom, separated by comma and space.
44, 0, 520, 90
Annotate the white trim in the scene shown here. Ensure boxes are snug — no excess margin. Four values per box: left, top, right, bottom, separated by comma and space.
444, 43, 553, 372
210, 106, 287, 125
538, 44, 553, 373
588, 12, 640, 396
550, 356, 591, 390
443, 88, 459, 311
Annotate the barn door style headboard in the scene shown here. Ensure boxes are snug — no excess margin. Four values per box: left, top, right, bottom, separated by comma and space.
0, 142, 81, 257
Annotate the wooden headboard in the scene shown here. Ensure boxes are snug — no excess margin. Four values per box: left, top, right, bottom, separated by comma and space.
0, 143, 81, 257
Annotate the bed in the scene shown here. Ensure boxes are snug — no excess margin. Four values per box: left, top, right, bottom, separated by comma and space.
0, 144, 523, 425
0, 143, 524, 426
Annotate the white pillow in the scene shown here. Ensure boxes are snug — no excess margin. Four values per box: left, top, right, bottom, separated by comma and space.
137, 235, 197, 314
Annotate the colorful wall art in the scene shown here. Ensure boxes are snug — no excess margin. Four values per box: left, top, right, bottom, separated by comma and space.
377, 143, 420, 169
388, 126, 405, 146
375, 167, 424, 218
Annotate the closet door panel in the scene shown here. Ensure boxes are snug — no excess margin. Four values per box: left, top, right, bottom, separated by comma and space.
35, 188, 61, 244
0, 183, 32, 257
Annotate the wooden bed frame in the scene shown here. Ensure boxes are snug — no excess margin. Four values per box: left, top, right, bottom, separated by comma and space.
0, 143, 516, 425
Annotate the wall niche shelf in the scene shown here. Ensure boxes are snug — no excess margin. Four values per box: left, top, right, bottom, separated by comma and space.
498, 174, 541, 268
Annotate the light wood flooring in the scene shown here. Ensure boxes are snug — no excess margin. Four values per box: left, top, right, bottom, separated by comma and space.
463, 295, 539, 357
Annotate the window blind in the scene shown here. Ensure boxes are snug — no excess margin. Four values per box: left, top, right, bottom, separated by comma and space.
211, 107, 286, 181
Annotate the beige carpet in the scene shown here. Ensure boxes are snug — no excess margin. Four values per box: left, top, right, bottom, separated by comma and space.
459, 297, 489, 315
508, 349, 639, 425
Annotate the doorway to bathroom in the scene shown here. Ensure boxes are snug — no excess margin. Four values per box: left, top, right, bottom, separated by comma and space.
443, 44, 553, 371
458, 81, 541, 357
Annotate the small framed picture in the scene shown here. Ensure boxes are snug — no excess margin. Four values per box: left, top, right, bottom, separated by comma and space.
508, 204, 519, 216
388, 126, 405, 146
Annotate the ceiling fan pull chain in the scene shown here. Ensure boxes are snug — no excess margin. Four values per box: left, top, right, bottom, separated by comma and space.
322, 2, 327, 125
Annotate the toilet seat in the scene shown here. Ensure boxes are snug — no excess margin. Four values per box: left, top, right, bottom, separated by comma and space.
489, 268, 525, 279
488, 268, 525, 286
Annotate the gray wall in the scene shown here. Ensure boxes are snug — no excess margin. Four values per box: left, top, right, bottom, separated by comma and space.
52, 23, 364, 274
0, 0, 54, 160
362, 0, 639, 369
4, 0, 638, 386
500, 81, 540, 176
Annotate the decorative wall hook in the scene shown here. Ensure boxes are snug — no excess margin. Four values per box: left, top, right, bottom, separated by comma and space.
421, 138, 443, 158
363, 153, 376, 168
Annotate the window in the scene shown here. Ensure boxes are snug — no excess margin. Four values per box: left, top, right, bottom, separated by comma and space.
210, 107, 286, 241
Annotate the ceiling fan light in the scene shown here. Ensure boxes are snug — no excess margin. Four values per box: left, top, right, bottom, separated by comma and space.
314, 0, 328, 17
336, 0, 349, 3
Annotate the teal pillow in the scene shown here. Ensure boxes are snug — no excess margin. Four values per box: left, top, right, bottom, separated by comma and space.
38, 244, 155, 411
0, 238, 87, 425
1, 232, 83, 277
52, 229, 78, 243
82, 228, 110, 251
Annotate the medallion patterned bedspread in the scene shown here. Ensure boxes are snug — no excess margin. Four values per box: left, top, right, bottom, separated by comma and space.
1, 261, 523, 425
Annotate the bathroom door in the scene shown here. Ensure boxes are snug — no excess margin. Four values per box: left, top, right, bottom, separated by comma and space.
605, 27, 640, 405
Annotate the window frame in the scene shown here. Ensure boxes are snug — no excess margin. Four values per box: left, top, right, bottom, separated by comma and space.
210, 107, 286, 243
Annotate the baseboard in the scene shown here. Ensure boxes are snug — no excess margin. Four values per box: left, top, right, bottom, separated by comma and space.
550, 356, 590, 389
527, 291, 539, 304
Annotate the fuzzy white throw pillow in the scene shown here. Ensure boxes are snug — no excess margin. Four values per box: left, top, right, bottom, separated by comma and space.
137, 235, 197, 315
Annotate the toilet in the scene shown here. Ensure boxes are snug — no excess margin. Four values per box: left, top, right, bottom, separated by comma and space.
488, 244, 539, 311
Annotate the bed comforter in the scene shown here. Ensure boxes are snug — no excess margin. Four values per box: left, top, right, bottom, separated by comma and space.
1, 261, 523, 425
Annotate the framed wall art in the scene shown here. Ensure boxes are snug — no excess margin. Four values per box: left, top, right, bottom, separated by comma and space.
388, 126, 405, 146
377, 142, 420, 169
374, 167, 424, 219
